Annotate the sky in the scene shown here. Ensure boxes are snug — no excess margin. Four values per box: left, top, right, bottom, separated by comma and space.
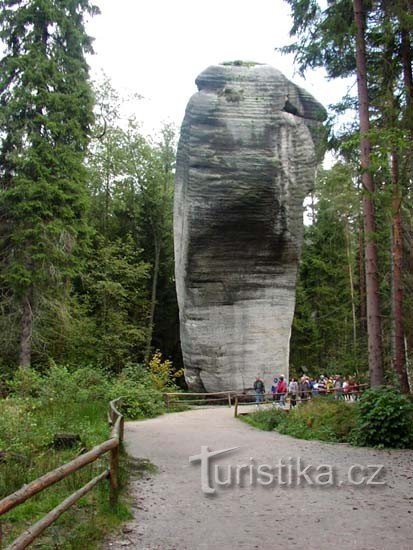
87, 0, 354, 138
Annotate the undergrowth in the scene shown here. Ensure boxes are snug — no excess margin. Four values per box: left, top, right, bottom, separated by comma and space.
240, 388, 413, 449
0, 359, 177, 547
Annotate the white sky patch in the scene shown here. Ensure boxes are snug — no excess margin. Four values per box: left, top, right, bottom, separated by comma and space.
87, 0, 354, 141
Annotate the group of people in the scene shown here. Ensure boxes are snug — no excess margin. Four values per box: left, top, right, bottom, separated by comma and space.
253, 374, 362, 409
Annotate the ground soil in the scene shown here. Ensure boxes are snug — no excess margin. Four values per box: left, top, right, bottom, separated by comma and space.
104, 407, 413, 550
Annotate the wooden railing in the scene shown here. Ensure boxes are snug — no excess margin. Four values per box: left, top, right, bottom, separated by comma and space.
0, 398, 124, 549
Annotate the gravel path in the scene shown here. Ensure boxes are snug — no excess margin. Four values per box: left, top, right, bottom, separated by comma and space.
104, 407, 413, 550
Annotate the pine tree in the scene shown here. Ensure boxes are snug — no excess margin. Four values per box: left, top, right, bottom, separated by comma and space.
281, 0, 413, 390
0, 0, 99, 368
291, 165, 365, 377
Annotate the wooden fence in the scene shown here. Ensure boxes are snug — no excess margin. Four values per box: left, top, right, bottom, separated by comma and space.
0, 398, 124, 550
164, 387, 368, 418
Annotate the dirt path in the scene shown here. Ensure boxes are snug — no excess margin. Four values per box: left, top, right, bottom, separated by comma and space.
105, 407, 413, 550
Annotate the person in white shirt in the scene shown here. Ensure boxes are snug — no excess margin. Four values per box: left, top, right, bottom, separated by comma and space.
289, 378, 298, 408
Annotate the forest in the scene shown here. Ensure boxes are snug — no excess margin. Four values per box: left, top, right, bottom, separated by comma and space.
286, 0, 413, 394
0, 0, 412, 394
1, 0, 413, 546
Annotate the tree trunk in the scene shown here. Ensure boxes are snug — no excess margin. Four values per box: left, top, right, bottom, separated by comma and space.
391, 151, 410, 392
144, 236, 161, 364
345, 218, 357, 349
353, 0, 384, 386
358, 221, 367, 335
19, 289, 33, 368
390, 152, 410, 392
400, 2, 413, 386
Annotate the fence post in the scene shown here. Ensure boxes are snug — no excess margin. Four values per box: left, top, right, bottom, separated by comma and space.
234, 395, 238, 418
227, 392, 232, 408
109, 442, 120, 508
119, 416, 125, 443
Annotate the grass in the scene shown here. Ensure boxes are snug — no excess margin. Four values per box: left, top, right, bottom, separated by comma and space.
241, 408, 286, 431
0, 396, 131, 548
0, 362, 180, 547
240, 398, 358, 443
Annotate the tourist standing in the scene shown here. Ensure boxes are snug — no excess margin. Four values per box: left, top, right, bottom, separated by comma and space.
253, 376, 265, 408
289, 378, 298, 408
271, 377, 279, 406
276, 375, 288, 408
299, 376, 310, 402
334, 376, 343, 400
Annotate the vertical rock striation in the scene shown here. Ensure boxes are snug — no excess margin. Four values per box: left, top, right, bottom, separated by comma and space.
174, 62, 326, 392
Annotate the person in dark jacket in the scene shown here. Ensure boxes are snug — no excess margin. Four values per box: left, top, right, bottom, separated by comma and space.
271, 377, 279, 406
253, 376, 265, 408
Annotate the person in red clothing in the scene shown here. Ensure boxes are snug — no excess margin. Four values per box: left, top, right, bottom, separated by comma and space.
276, 375, 288, 407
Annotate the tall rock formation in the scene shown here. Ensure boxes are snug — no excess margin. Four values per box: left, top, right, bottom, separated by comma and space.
174, 62, 326, 392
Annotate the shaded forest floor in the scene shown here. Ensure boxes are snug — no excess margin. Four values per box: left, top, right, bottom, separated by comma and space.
104, 408, 413, 550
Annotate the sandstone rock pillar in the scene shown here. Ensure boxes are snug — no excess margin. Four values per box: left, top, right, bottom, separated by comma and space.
174, 62, 326, 392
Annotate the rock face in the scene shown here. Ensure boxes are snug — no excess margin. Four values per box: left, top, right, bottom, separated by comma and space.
174, 62, 326, 392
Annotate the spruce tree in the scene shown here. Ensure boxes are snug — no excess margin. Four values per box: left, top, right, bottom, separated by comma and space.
282, 0, 413, 390
0, 0, 99, 368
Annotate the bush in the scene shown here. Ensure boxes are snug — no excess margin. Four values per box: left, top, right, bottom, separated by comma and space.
351, 386, 413, 449
71, 366, 112, 401
39, 364, 80, 403
8, 367, 43, 398
241, 408, 285, 431
109, 370, 165, 420
241, 398, 357, 443
278, 398, 357, 442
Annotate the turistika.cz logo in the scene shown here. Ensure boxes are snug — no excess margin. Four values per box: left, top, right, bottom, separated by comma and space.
189, 446, 386, 495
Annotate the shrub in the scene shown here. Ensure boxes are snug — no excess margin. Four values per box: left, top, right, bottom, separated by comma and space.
241, 399, 357, 443
71, 366, 111, 401
39, 364, 79, 403
241, 408, 286, 431
8, 367, 43, 398
109, 373, 165, 420
281, 398, 357, 442
351, 386, 413, 449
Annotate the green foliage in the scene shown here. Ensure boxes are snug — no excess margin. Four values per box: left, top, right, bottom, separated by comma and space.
242, 399, 357, 443
241, 408, 285, 431
105, 353, 180, 419
1, 367, 109, 454
80, 84, 179, 371
278, 398, 357, 442
149, 350, 174, 390
283, 0, 413, 386
242, 392, 413, 449
0, 362, 165, 546
109, 377, 164, 420
0, 0, 98, 367
291, 165, 367, 378
0, 62, 179, 376
0, 363, 168, 457
75, 235, 150, 371
7, 366, 43, 398
351, 387, 413, 448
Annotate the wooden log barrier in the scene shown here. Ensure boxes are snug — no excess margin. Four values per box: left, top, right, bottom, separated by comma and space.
7, 470, 109, 550
0, 397, 124, 548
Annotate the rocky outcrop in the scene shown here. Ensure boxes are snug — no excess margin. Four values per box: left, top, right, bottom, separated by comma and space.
174, 62, 326, 392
